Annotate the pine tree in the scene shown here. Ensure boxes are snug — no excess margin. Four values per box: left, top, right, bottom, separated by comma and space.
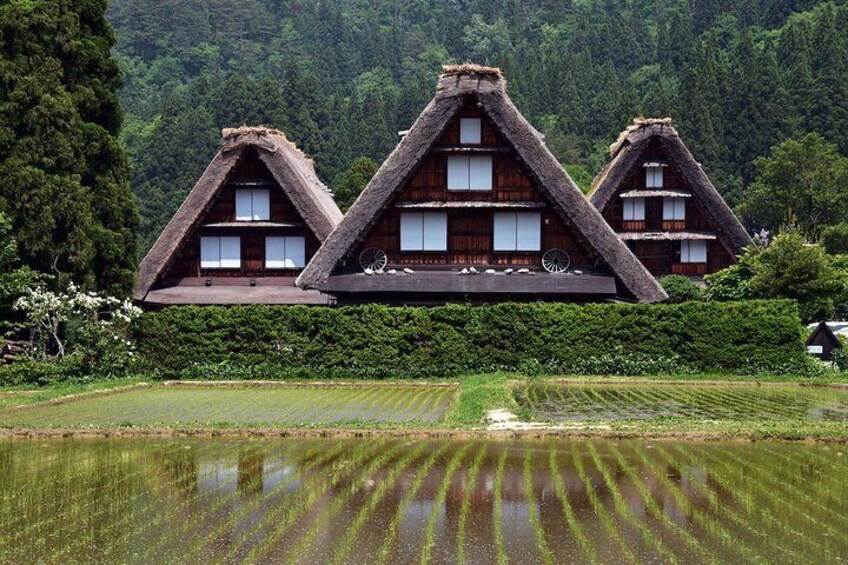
0, 0, 139, 294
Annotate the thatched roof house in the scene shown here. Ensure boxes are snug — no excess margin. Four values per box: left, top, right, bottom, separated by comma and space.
297, 65, 666, 303
589, 118, 752, 276
134, 127, 342, 306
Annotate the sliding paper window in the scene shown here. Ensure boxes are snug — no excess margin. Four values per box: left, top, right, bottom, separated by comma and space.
200, 236, 241, 268
266, 236, 306, 268
494, 213, 541, 251
235, 189, 270, 221
447, 156, 492, 191
400, 213, 447, 251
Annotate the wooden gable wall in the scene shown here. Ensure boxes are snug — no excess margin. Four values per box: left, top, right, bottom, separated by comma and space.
160, 150, 321, 282
354, 103, 595, 269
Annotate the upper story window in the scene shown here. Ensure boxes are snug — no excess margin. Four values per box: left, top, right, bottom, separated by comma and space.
459, 118, 482, 144
493, 212, 541, 251
623, 198, 646, 222
447, 155, 492, 191
663, 197, 686, 221
400, 212, 447, 251
200, 236, 241, 269
266, 236, 306, 269
645, 165, 664, 188
235, 188, 270, 221
680, 240, 707, 263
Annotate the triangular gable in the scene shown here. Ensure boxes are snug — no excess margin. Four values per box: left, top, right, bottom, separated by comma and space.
806, 322, 842, 348
297, 65, 666, 303
134, 127, 343, 300
589, 118, 752, 256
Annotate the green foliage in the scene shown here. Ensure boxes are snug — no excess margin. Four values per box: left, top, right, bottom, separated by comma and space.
133, 301, 808, 378
563, 165, 594, 194
821, 223, 848, 255
331, 157, 379, 211
658, 275, 703, 303
0, 213, 42, 333
0, 0, 139, 294
832, 348, 848, 372
741, 133, 848, 238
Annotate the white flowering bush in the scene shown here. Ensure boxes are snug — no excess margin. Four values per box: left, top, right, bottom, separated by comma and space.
14, 283, 142, 378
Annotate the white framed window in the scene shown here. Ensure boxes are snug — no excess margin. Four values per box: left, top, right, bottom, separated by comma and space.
680, 240, 707, 263
235, 188, 270, 221
459, 118, 482, 144
447, 155, 492, 191
200, 236, 241, 269
494, 212, 541, 251
646, 166, 664, 188
265, 236, 306, 269
623, 198, 646, 221
663, 197, 686, 221
400, 213, 447, 251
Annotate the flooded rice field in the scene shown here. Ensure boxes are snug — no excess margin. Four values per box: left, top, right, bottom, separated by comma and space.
517, 382, 848, 422
0, 437, 845, 564
0, 385, 455, 428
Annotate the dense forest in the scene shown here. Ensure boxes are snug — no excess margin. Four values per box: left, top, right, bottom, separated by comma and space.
106, 0, 848, 250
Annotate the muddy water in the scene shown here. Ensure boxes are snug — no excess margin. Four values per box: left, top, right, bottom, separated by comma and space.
1, 438, 846, 564
518, 382, 848, 422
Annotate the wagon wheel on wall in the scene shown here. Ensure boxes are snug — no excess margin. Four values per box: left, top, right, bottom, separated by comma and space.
359, 248, 388, 271
542, 249, 570, 273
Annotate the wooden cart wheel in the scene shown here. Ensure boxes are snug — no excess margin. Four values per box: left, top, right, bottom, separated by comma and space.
359, 248, 388, 271
542, 249, 570, 273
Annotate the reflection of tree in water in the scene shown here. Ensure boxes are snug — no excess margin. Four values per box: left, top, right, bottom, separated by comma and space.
238, 449, 264, 496
158, 445, 198, 497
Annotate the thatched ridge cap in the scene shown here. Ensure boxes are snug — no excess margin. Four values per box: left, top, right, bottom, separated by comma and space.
222, 125, 288, 141
441, 64, 503, 79
610, 117, 676, 156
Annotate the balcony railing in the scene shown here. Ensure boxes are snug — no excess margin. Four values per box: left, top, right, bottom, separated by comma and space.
672, 263, 707, 275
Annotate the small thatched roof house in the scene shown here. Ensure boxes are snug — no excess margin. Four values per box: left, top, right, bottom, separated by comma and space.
134, 127, 343, 306
589, 119, 752, 277
297, 65, 666, 304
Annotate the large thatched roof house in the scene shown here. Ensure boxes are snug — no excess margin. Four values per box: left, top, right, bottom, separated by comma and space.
297, 65, 666, 304
589, 118, 752, 277
134, 127, 343, 306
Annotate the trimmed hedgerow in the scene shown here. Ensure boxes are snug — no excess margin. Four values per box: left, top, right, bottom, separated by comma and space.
132, 300, 807, 378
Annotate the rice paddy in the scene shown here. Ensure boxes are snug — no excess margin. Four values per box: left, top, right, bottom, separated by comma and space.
517, 382, 848, 422
0, 384, 455, 428
0, 437, 845, 564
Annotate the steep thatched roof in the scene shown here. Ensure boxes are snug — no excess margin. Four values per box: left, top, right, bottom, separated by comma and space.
297, 66, 667, 303
134, 127, 343, 300
589, 118, 752, 255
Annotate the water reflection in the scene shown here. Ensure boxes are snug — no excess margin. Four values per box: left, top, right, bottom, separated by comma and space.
0, 438, 845, 564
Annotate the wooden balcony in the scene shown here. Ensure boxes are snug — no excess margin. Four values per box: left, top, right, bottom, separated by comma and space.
662, 220, 686, 231
622, 221, 646, 231
671, 263, 707, 275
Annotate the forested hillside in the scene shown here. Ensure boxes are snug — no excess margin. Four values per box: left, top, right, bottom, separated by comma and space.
106, 0, 848, 249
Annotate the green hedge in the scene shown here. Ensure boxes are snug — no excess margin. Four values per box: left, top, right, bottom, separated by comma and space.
131, 300, 809, 378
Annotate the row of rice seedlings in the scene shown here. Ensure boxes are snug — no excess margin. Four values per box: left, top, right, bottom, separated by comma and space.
546, 445, 601, 565
708, 444, 846, 545
286, 386, 381, 424
242, 440, 419, 563
523, 447, 555, 565
417, 387, 455, 422
328, 443, 457, 565
359, 386, 429, 423
626, 441, 764, 563
605, 442, 717, 564
159, 440, 346, 562
373, 444, 457, 565
685, 444, 831, 558
417, 444, 473, 565
455, 444, 488, 565
656, 442, 809, 564
582, 442, 677, 564
492, 448, 509, 565
756, 443, 848, 514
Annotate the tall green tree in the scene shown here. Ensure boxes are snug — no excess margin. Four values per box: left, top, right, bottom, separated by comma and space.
0, 0, 138, 294
331, 157, 379, 211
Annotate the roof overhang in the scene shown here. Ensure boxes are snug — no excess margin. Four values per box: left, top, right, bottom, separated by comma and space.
618, 231, 717, 241
620, 190, 691, 199
142, 285, 331, 306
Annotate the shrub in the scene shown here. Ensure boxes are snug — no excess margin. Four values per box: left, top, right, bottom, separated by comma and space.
659, 275, 703, 303
133, 300, 808, 378
821, 223, 848, 255
832, 348, 848, 372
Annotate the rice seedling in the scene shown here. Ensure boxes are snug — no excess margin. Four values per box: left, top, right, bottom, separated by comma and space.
547, 445, 601, 565
455, 444, 487, 565
418, 444, 471, 565
492, 448, 509, 565
523, 447, 555, 565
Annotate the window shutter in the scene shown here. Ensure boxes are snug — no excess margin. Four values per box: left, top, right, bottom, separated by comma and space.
623, 199, 634, 221
646, 166, 664, 188
220, 237, 241, 268
400, 213, 424, 251
286, 236, 306, 268
516, 213, 541, 251
235, 190, 253, 221
200, 237, 220, 268
253, 189, 270, 221
663, 197, 673, 220
493, 213, 517, 251
634, 198, 646, 220
689, 240, 707, 263
422, 214, 447, 251
447, 156, 469, 190
265, 236, 286, 268
459, 118, 482, 144
675, 198, 686, 220
468, 156, 493, 191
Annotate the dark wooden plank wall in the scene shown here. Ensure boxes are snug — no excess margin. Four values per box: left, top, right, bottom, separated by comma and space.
356, 103, 592, 268
628, 240, 734, 276
161, 150, 320, 280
